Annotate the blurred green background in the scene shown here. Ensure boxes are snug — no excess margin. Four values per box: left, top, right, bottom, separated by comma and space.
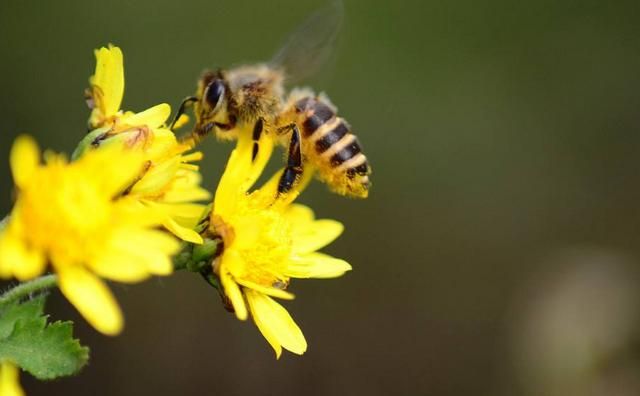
2, 0, 640, 395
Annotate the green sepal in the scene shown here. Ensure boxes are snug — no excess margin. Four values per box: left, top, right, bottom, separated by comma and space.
200, 270, 221, 291
0, 295, 89, 380
172, 243, 193, 271
191, 238, 218, 268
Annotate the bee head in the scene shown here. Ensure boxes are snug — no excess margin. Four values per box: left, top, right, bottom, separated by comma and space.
203, 79, 225, 112
195, 70, 235, 136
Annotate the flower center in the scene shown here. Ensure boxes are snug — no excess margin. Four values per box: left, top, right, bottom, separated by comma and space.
19, 163, 111, 263
216, 202, 293, 287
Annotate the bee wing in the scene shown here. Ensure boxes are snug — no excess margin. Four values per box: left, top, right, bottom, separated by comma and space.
269, 1, 344, 84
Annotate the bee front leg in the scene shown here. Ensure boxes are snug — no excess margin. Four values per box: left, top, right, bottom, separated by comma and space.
277, 123, 304, 196
170, 96, 198, 130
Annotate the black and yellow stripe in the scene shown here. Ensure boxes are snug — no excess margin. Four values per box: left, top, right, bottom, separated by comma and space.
294, 97, 371, 191
301, 101, 335, 136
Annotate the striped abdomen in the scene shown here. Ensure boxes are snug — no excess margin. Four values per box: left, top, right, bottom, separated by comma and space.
294, 97, 371, 198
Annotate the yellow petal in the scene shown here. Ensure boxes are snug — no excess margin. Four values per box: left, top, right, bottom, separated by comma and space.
255, 168, 285, 202
152, 202, 207, 222
235, 278, 295, 300
141, 128, 179, 161
220, 266, 248, 320
89, 249, 150, 283
286, 252, 352, 279
92, 45, 124, 117
226, 128, 274, 192
214, 131, 274, 216
164, 217, 203, 244
0, 231, 46, 281
80, 145, 145, 196
214, 150, 249, 211
0, 362, 24, 396
161, 184, 211, 204
284, 206, 344, 255
10, 135, 39, 188
246, 290, 282, 358
105, 228, 179, 276
161, 170, 211, 204
112, 198, 165, 228
121, 103, 171, 128
130, 156, 180, 195
284, 204, 314, 224
57, 266, 123, 335
13, 246, 46, 281
133, 249, 173, 276
243, 130, 274, 192
286, 207, 343, 254
246, 290, 307, 358
137, 200, 205, 243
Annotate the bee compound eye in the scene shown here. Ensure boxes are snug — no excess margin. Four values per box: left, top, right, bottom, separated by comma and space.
205, 79, 225, 109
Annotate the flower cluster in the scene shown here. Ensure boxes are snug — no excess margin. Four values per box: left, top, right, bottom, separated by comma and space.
81, 46, 210, 244
0, 45, 209, 337
0, 43, 361, 394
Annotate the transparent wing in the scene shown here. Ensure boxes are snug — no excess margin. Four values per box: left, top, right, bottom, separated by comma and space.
269, 1, 344, 84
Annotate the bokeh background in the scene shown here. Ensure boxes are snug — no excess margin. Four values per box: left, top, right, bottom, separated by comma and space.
2, 0, 640, 395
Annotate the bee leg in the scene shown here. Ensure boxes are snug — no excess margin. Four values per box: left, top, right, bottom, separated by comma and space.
170, 96, 198, 130
277, 124, 304, 195
251, 117, 265, 162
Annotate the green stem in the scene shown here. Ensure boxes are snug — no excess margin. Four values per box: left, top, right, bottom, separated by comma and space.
0, 274, 58, 306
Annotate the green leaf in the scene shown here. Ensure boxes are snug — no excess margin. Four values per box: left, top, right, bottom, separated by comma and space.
0, 295, 89, 380
0, 297, 44, 339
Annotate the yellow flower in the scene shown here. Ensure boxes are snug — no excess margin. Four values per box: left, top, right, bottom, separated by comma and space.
0, 362, 24, 396
83, 44, 210, 243
211, 129, 351, 358
0, 136, 180, 335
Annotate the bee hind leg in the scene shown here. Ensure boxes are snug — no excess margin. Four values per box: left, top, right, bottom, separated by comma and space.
277, 123, 304, 196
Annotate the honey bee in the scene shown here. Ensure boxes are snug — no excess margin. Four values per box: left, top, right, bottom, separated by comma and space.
173, 2, 371, 198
